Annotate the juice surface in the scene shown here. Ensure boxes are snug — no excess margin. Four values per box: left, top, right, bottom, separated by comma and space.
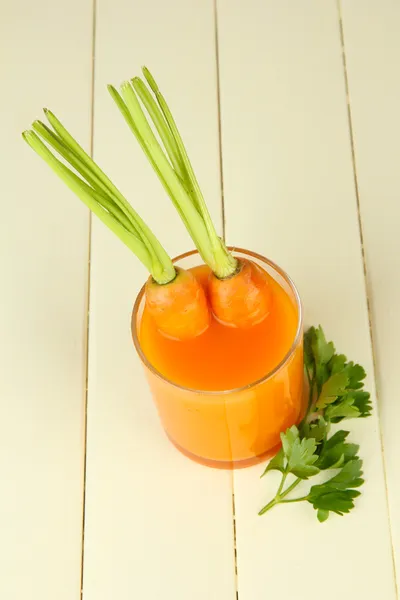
139, 264, 298, 391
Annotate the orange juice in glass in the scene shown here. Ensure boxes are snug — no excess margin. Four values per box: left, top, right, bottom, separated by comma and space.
132, 248, 303, 468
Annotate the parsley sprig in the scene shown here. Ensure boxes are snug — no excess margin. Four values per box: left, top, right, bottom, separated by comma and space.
259, 326, 372, 522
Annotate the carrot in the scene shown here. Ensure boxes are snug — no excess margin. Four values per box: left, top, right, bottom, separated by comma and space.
208, 258, 272, 328
145, 267, 210, 340
109, 68, 272, 329
22, 110, 210, 340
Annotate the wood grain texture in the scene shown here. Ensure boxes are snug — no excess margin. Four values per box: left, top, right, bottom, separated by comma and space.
340, 0, 400, 588
216, 1, 397, 598
0, 1, 93, 598
82, 1, 236, 598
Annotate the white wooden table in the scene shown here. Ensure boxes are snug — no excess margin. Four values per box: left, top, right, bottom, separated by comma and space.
2, 1, 400, 598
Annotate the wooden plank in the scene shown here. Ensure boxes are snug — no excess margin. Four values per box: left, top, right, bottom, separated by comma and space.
216, 1, 397, 598
82, 1, 236, 598
340, 0, 400, 587
0, 1, 93, 599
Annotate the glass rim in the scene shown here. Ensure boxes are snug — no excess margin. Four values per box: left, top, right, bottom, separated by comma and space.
131, 247, 303, 396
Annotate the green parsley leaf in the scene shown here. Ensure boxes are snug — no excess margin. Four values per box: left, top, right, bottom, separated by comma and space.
307, 459, 364, 517
322, 458, 364, 490
305, 326, 335, 393
328, 353, 347, 375
317, 509, 330, 523
281, 425, 299, 456
344, 361, 366, 389
261, 448, 285, 477
280, 426, 320, 479
324, 429, 349, 445
308, 489, 361, 516
316, 430, 359, 470
316, 372, 349, 410
326, 391, 372, 423
311, 326, 335, 366
325, 393, 361, 421
300, 417, 329, 443
351, 390, 373, 418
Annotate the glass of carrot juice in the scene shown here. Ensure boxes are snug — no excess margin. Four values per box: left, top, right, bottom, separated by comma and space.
131, 248, 303, 469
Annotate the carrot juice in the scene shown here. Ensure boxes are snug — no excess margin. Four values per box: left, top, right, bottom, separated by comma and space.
132, 249, 303, 468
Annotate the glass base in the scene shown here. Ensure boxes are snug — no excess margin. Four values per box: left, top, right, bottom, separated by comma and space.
166, 431, 281, 470
165, 375, 309, 470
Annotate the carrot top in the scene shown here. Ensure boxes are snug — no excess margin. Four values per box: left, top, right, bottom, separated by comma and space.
22, 110, 175, 285
109, 67, 238, 280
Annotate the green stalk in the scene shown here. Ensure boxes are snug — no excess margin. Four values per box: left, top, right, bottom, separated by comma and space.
131, 77, 185, 180
89, 188, 135, 233
33, 121, 121, 205
109, 75, 237, 279
42, 110, 173, 280
32, 121, 134, 232
258, 475, 303, 515
275, 471, 288, 497
280, 478, 302, 498
107, 84, 193, 236
117, 81, 218, 271
280, 495, 309, 504
23, 131, 152, 270
23, 129, 175, 284
142, 67, 237, 278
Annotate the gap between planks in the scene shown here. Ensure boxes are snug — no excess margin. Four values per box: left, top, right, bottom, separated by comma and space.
80, 0, 97, 596
336, 1, 399, 596
214, 1, 239, 598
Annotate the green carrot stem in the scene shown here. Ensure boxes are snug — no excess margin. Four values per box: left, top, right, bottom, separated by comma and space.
141, 67, 237, 278
89, 188, 135, 233
32, 121, 134, 233
108, 84, 194, 237
131, 77, 186, 180
33, 120, 121, 209
23, 130, 174, 284
43, 109, 135, 219
42, 109, 173, 279
117, 81, 217, 270
141, 69, 214, 230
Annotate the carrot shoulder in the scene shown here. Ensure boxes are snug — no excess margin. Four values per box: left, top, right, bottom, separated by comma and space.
208, 259, 272, 328
145, 268, 210, 341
